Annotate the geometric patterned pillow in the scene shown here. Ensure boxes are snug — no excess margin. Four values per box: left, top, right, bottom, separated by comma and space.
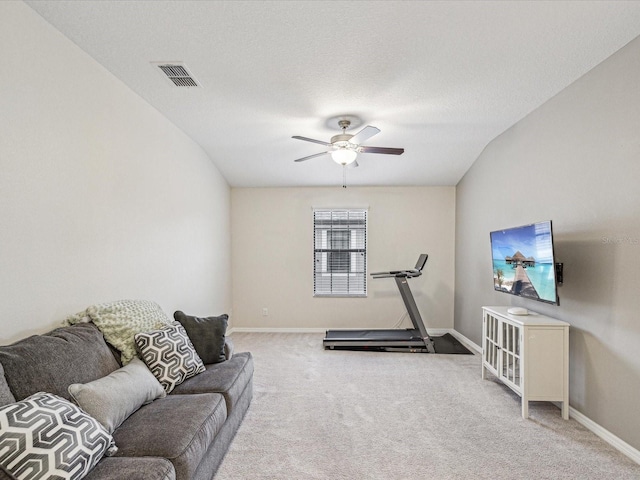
66, 299, 173, 365
134, 323, 206, 394
0, 392, 117, 480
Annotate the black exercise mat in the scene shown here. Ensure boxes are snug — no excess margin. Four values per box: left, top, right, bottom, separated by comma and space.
431, 333, 473, 354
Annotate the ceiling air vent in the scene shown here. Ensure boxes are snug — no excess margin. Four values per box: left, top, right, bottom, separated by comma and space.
154, 63, 200, 87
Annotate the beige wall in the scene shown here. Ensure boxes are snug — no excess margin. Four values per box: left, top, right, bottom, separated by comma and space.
0, 2, 231, 343
231, 186, 455, 330
455, 36, 640, 449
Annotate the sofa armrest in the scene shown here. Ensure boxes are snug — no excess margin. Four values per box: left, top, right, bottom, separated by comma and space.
224, 338, 234, 360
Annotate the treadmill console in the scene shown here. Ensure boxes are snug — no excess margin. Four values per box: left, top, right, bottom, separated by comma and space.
370, 254, 429, 279
415, 254, 428, 271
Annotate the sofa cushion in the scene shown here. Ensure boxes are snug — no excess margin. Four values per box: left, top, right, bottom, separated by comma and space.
173, 311, 228, 364
0, 323, 120, 401
85, 457, 176, 480
171, 352, 253, 413
68, 357, 165, 434
135, 323, 205, 394
0, 392, 117, 480
67, 299, 173, 366
112, 394, 226, 480
0, 364, 15, 407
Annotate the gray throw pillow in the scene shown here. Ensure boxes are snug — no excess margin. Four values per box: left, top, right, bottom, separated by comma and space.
0, 363, 16, 407
68, 357, 166, 434
174, 311, 228, 364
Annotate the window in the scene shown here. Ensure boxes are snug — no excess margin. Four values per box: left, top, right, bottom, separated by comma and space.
313, 209, 367, 296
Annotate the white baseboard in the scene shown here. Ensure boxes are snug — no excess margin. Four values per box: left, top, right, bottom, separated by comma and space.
568, 406, 640, 464
229, 326, 463, 336
228, 327, 327, 334
228, 326, 483, 354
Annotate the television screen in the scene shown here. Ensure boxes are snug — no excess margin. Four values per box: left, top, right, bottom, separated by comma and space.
490, 220, 559, 305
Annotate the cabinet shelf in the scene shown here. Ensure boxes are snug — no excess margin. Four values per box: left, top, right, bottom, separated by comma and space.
482, 306, 569, 419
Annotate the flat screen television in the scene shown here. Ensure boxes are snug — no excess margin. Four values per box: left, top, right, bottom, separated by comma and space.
490, 220, 559, 305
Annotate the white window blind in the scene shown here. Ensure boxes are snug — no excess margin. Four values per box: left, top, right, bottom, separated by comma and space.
313, 209, 367, 296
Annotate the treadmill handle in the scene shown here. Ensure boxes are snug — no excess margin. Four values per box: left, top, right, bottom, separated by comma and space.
371, 269, 421, 278
370, 270, 402, 276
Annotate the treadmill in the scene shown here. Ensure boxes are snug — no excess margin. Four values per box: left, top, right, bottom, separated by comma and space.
323, 254, 469, 354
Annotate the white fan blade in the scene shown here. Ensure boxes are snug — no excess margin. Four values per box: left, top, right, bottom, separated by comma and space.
294, 151, 330, 162
349, 125, 380, 145
358, 146, 404, 155
292, 136, 332, 147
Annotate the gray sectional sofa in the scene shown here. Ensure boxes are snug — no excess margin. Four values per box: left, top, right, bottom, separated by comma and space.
0, 321, 253, 480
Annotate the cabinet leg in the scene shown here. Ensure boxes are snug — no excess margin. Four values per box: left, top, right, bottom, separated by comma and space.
522, 399, 529, 419
561, 402, 569, 420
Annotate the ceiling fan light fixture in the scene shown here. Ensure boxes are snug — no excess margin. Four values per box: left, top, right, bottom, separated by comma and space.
331, 148, 358, 165
293, 117, 403, 168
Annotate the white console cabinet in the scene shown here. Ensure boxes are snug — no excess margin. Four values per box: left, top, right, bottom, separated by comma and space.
482, 306, 569, 419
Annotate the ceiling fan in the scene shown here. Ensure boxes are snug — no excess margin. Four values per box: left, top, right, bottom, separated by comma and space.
292, 119, 404, 167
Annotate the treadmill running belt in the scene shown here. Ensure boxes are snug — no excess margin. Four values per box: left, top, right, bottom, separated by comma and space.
324, 331, 473, 354
323, 329, 420, 341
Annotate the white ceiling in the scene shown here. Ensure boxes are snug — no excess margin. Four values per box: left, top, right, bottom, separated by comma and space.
25, 1, 640, 188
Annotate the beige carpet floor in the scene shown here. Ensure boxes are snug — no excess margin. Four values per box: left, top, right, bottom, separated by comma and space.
215, 332, 640, 479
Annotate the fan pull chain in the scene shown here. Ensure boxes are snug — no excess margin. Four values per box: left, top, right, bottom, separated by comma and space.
342, 165, 347, 188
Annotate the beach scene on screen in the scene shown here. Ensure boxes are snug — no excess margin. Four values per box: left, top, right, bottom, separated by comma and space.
491, 222, 557, 303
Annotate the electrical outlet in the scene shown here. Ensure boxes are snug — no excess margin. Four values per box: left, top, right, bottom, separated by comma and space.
262, 307, 268, 316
